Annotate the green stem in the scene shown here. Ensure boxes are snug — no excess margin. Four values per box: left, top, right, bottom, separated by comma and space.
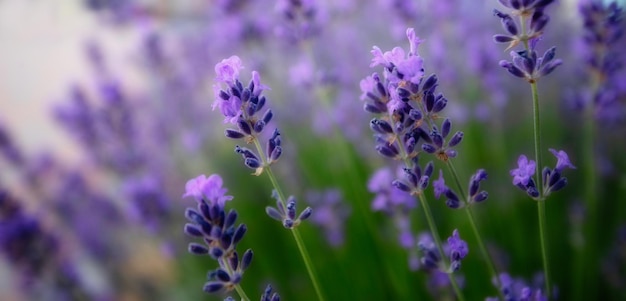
537, 198, 551, 297
445, 161, 504, 300
520, 12, 550, 296
531, 80, 551, 298
416, 193, 466, 301
234, 283, 251, 301
252, 139, 326, 301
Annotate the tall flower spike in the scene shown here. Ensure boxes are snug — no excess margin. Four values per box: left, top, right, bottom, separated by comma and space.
182, 174, 252, 295
213, 56, 280, 176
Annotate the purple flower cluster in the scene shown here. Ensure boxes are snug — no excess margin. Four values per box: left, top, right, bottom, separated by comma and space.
213, 56, 282, 175
182, 174, 253, 294
417, 229, 469, 273
510, 149, 575, 198
266, 190, 313, 229
494, 0, 562, 82
0, 190, 89, 299
433, 168, 489, 209
575, 1, 625, 124
486, 273, 547, 301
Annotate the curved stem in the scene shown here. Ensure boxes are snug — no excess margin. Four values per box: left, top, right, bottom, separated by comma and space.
445, 161, 504, 300
252, 139, 326, 301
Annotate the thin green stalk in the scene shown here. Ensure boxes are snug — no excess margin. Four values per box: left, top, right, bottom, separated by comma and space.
252, 139, 326, 301
416, 193, 466, 301
520, 12, 551, 296
445, 161, 504, 300
537, 197, 550, 297
530, 81, 551, 298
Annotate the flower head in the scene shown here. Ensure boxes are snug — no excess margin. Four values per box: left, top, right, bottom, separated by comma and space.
183, 174, 233, 207
510, 155, 536, 186
215, 55, 243, 85
549, 148, 576, 171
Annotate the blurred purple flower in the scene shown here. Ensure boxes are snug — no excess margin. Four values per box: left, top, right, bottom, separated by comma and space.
510, 155, 536, 186
183, 174, 233, 207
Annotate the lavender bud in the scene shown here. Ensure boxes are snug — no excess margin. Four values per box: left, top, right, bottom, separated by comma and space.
203, 282, 224, 293
189, 243, 209, 255
422, 144, 437, 154
266, 207, 283, 221
262, 109, 273, 124
233, 224, 247, 245
244, 158, 261, 169
254, 120, 266, 133
441, 118, 451, 138
494, 34, 515, 43
216, 269, 231, 282
473, 191, 489, 203
286, 198, 297, 220
432, 96, 447, 113
422, 74, 438, 92
184, 224, 204, 237
298, 207, 313, 220
225, 129, 246, 139
448, 131, 464, 147
237, 119, 252, 135
242, 249, 253, 270
392, 180, 412, 192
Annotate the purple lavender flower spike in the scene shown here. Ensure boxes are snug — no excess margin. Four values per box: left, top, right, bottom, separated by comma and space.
182, 174, 252, 294
510, 155, 536, 186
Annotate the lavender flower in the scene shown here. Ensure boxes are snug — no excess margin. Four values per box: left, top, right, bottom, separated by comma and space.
542, 149, 575, 196
266, 190, 313, 229
511, 150, 575, 198
417, 229, 468, 274
261, 284, 281, 301
510, 154, 540, 198
486, 273, 548, 301
182, 174, 253, 294
212, 56, 280, 175
498, 48, 563, 83
510, 155, 536, 186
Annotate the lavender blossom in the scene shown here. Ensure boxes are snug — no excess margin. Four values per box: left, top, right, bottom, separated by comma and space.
510, 154, 540, 198
486, 273, 548, 301
182, 174, 252, 294
511, 150, 575, 198
260, 284, 281, 301
0, 190, 90, 299
266, 190, 313, 229
417, 230, 468, 280
542, 149, 575, 196
212, 56, 280, 175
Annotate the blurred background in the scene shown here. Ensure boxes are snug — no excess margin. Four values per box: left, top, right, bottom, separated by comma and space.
1, 0, 625, 300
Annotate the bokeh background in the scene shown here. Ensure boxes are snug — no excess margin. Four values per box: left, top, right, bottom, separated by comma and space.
1, 0, 625, 300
